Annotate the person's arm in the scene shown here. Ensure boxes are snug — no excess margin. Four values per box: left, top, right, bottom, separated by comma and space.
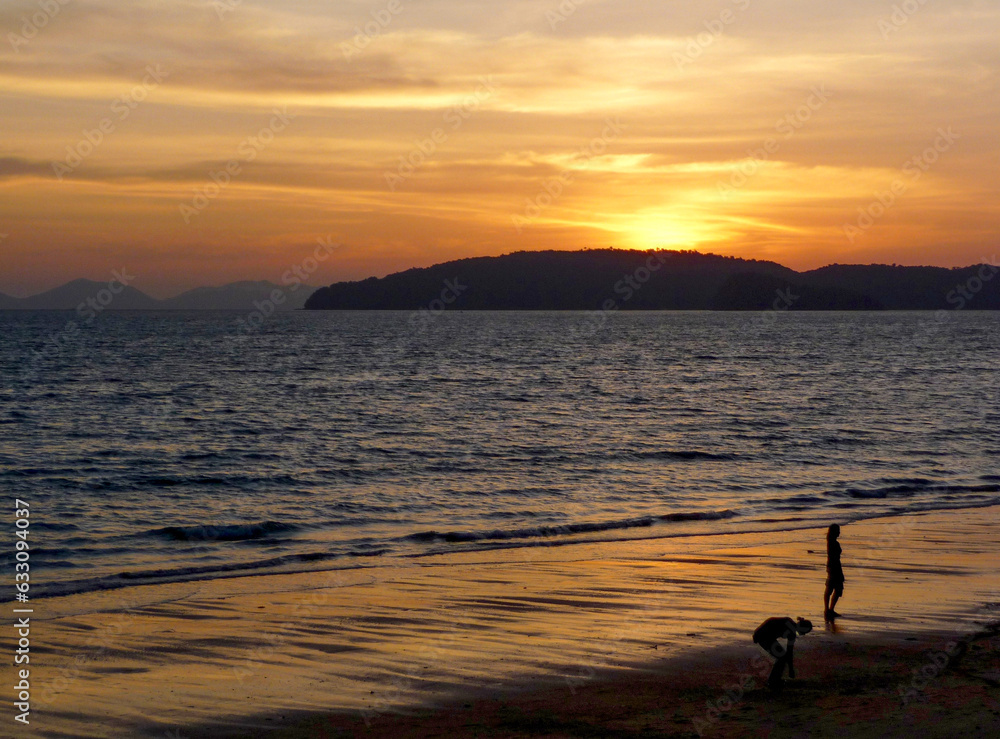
786, 631, 796, 678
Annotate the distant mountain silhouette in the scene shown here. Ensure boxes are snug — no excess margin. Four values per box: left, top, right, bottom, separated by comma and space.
160, 281, 315, 310
0, 280, 316, 311
305, 249, 1000, 310
17, 279, 160, 310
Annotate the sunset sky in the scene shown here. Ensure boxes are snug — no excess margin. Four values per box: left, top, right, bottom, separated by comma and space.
2, 0, 998, 298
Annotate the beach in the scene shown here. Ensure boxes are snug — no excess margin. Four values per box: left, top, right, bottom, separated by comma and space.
22, 504, 1000, 738
6, 0, 1000, 734
265, 629, 1000, 739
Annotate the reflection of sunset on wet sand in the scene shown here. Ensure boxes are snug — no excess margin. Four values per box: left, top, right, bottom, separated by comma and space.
30, 508, 1000, 736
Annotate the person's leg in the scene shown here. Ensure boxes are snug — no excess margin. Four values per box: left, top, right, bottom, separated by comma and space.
829, 584, 842, 614
768, 653, 787, 686
765, 639, 787, 687
823, 583, 832, 613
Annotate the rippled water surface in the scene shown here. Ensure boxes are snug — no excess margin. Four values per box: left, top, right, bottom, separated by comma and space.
1, 310, 997, 599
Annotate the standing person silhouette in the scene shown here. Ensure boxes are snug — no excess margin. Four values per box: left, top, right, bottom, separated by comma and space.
824, 524, 844, 620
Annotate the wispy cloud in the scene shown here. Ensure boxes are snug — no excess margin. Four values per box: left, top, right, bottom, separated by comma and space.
2, 0, 999, 295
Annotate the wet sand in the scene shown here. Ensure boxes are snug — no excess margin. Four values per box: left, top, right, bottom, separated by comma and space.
18, 505, 1000, 737
246, 627, 1000, 739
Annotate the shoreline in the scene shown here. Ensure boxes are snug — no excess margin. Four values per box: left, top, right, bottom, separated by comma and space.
21, 495, 1000, 608
23, 505, 1000, 737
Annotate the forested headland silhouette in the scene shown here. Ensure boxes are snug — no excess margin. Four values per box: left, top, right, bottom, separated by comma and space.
305, 249, 1000, 311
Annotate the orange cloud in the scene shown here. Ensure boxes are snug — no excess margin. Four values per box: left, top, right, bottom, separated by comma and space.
1, 0, 998, 296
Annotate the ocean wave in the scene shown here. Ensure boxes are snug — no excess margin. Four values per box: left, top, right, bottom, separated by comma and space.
180, 451, 224, 461
405, 509, 738, 544
877, 477, 932, 486
835, 482, 1000, 500
30, 521, 81, 531
3, 551, 368, 602
128, 473, 302, 488
150, 521, 299, 541
845, 486, 921, 499
619, 450, 737, 462
660, 510, 738, 522
9, 499, 1000, 603
764, 494, 827, 506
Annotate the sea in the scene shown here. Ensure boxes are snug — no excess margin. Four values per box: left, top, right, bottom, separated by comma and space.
1, 310, 998, 602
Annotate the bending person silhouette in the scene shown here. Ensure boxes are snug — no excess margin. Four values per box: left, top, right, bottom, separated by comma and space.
824, 524, 845, 620
753, 616, 813, 688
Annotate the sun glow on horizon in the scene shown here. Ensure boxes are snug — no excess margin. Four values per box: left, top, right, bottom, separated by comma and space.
1, 0, 998, 296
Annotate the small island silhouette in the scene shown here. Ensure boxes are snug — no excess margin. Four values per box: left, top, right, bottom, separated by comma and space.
304, 248, 1000, 311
